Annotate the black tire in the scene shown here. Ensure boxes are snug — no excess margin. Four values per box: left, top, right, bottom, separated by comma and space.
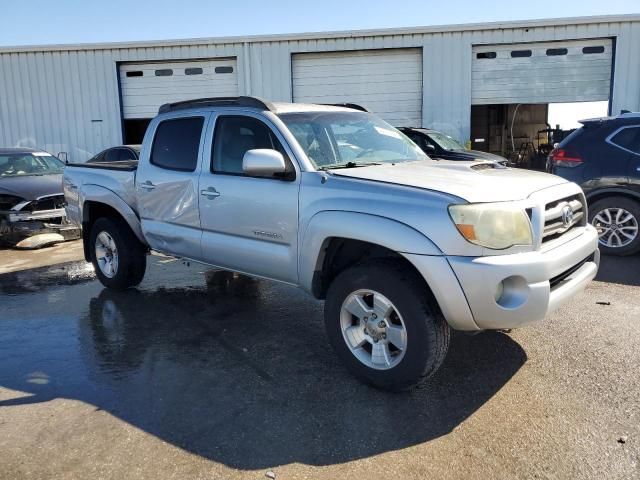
589, 196, 640, 256
89, 217, 147, 290
324, 259, 450, 391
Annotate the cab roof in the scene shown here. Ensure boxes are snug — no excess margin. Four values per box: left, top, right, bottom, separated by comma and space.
158, 96, 368, 115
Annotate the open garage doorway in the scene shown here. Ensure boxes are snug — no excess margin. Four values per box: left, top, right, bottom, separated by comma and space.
123, 119, 151, 144
471, 101, 609, 170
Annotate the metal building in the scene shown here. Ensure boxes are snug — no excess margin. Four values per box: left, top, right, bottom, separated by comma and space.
1, 14, 639, 162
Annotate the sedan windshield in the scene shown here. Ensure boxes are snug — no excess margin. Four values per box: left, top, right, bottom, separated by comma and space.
427, 131, 466, 151
0, 153, 64, 177
279, 111, 428, 169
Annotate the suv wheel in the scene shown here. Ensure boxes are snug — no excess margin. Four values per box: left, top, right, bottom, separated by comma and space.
324, 260, 450, 391
589, 196, 640, 256
90, 217, 147, 290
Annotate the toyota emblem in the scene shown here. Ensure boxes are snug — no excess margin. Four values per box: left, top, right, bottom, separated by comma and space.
561, 205, 574, 228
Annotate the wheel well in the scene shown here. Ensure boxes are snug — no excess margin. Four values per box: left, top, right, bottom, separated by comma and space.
311, 237, 428, 300
81, 201, 129, 262
587, 190, 640, 208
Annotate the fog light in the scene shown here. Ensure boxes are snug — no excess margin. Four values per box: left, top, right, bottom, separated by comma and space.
494, 276, 529, 309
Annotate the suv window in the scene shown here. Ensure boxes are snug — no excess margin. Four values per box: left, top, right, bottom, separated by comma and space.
212, 116, 288, 175
610, 126, 640, 154
151, 117, 204, 171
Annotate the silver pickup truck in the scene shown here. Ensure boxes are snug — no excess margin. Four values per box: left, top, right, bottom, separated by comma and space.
64, 97, 600, 390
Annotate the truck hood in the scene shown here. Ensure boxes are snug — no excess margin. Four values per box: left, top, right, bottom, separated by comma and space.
330, 160, 568, 202
0, 173, 64, 201
439, 149, 507, 163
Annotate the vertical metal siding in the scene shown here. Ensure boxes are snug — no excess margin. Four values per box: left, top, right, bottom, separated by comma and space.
0, 21, 639, 160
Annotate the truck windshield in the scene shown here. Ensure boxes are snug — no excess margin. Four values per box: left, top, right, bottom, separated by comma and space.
0, 153, 64, 177
279, 111, 428, 169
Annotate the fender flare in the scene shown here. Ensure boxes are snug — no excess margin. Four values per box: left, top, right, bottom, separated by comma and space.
80, 184, 146, 245
298, 210, 441, 294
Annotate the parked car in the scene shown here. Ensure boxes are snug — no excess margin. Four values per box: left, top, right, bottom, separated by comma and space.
549, 112, 640, 256
88, 145, 140, 164
64, 97, 599, 391
398, 127, 508, 165
0, 148, 79, 247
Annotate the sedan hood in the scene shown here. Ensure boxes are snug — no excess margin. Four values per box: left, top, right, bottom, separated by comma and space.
331, 160, 568, 203
0, 174, 64, 201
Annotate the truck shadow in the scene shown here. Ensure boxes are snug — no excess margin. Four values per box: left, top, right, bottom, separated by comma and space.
595, 253, 640, 287
0, 269, 527, 469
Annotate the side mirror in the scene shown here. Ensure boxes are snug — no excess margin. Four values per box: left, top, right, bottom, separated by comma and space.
243, 149, 287, 177
423, 143, 436, 154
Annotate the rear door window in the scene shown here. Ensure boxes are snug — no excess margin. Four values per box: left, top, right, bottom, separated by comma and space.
610, 126, 640, 155
151, 117, 204, 171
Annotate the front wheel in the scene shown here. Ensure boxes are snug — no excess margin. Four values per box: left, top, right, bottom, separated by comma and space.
589, 197, 640, 256
89, 217, 147, 290
324, 260, 450, 391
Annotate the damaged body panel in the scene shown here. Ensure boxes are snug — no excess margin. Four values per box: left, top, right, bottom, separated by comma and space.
0, 148, 80, 246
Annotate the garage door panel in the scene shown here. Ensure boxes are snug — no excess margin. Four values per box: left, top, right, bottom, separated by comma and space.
292, 48, 423, 127
293, 73, 422, 87
472, 39, 612, 105
120, 58, 238, 119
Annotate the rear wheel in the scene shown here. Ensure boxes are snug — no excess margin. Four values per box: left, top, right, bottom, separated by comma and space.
324, 260, 450, 391
589, 197, 640, 256
89, 217, 147, 290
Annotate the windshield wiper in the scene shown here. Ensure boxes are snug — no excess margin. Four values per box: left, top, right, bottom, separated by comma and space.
319, 161, 383, 170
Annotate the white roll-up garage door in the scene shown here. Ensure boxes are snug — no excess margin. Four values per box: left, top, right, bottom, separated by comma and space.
472, 39, 613, 105
292, 48, 423, 126
119, 59, 239, 119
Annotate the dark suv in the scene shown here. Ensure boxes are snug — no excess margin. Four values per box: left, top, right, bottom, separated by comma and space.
549, 112, 640, 256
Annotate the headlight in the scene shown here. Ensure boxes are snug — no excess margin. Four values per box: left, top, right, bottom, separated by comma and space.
448, 203, 533, 250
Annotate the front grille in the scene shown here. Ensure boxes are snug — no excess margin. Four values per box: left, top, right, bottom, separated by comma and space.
542, 194, 585, 244
28, 195, 66, 212
549, 253, 594, 290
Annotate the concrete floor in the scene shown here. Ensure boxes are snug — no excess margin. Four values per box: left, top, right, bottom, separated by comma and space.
0, 245, 638, 479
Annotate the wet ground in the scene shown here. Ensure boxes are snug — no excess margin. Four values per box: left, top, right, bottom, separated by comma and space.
0, 249, 639, 479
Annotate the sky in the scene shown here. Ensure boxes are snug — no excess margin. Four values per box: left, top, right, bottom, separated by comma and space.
1, 0, 638, 47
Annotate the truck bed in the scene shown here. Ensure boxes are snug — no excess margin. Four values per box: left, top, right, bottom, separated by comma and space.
63, 162, 139, 224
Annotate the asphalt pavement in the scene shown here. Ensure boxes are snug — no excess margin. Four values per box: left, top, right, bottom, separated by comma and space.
0, 246, 638, 479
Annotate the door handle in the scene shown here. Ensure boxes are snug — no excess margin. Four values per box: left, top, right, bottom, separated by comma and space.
139, 180, 156, 190
200, 187, 221, 198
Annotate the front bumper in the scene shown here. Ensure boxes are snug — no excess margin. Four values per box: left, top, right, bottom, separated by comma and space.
405, 225, 600, 331
0, 208, 80, 245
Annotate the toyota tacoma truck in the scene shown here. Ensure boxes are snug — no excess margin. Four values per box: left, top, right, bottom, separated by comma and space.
63, 97, 600, 390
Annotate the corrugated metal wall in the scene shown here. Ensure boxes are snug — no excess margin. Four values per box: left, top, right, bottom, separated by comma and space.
1, 19, 639, 161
